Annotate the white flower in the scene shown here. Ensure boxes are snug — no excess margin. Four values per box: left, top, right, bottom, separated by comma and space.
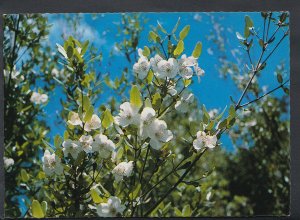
168, 86, 177, 96
84, 114, 101, 132
62, 139, 81, 159
51, 68, 70, 81
206, 191, 212, 201
179, 55, 197, 67
150, 54, 163, 73
67, 111, 83, 127
195, 65, 205, 82
133, 56, 150, 79
114, 102, 140, 127
193, 131, 217, 150
30, 91, 48, 105
92, 134, 115, 159
208, 109, 219, 119
156, 58, 179, 79
175, 91, 194, 113
4, 157, 14, 171
144, 119, 173, 150
51, 68, 60, 78
193, 13, 202, 22
79, 135, 93, 153
179, 65, 193, 79
96, 196, 126, 217
112, 161, 134, 182
139, 107, 156, 137
43, 150, 63, 176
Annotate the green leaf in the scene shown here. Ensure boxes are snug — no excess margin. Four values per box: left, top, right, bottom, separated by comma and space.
83, 105, 94, 122
152, 92, 161, 110
258, 62, 267, 71
202, 105, 210, 124
280, 12, 288, 23
277, 73, 283, 84
215, 106, 227, 121
227, 116, 236, 128
63, 131, 69, 140
183, 79, 192, 87
145, 98, 152, 108
129, 183, 141, 200
174, 207, 182, 216
82, 95, 91, 111
90, 188, 103, 203
66, 46, 73, 58
229, 104, 236, 117
157, 20, 167, 34
206, 120, 215, 131
245, 15, 254, 28
259, 39, 264, 48
32, 200, 45, 218
102, 109, 114, 129
173, 40, 184, 56
182, 204, 192, 217
41, 201, 47, 216
142, 46, 150, 57
172, 17, 181, 34
179, 25, 190, 40
130, 85, 142, 108
149, 31, 160, 43
81, 40, 89, 56
218, 119, 227, 130
54, 135, 63, 149
21, 169, 29, 182
146, 69, 154, 84
55, 148, 63, 159
192, 42, 202, 58
244, 15, 254, 38
283, 87, 289, 95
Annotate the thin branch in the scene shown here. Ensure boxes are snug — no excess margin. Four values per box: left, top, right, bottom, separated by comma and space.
144, 148, 207, 217
238, 79, 289, 109
261, 29, 289, 65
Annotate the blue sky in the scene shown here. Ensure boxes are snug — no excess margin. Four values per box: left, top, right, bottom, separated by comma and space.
41, 12, 290, 152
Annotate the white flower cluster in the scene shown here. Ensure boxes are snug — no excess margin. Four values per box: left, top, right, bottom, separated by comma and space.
112, 161, 134, 182
96, 196, 126, 217
62, 133, 116, 160
67, 112, 101, 132
42, 150, 63, 176
30, 91, 48, 105
133, 49, 204, 80
51, 68, 71, 81
114, 103, 173, 150
4, 157, 14, 172
193, 131, 217, 150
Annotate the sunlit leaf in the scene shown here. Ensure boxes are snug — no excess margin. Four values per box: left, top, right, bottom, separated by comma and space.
179, 25, 190, 40
32, 200, 44, 218
130, 85, 142, 108
102, 109, 114, 129
174, 40, 184, 56
192, 42, 202, 58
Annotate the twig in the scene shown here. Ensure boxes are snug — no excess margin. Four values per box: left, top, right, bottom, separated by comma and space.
238, 79, 289, 109
144, 148, 207, 217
